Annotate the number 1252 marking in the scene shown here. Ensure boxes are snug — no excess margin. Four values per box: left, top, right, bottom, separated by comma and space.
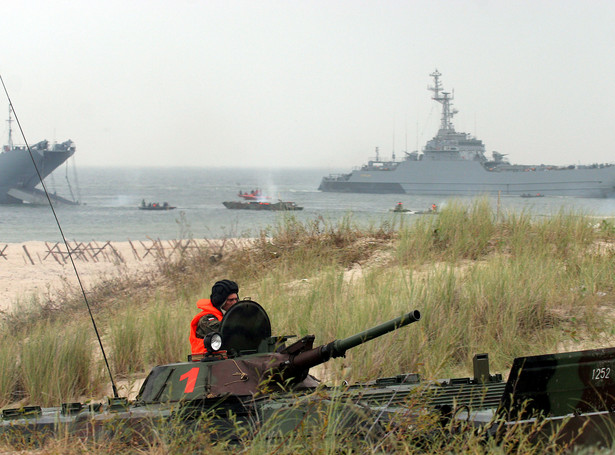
592, 367, 611, 380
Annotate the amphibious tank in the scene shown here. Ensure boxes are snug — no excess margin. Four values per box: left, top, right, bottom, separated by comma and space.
3, 300, 615, 447
0, 301, 425, 442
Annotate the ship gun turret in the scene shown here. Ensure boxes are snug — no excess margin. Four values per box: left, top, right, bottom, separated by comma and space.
137, 300, 420, 403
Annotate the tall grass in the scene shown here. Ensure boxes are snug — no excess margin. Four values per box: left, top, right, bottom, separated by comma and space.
146, 299, 191, 365
0, 336, 18, 406
397, 198, 496, 263
236, 213, 398, 280
20, 324, 97, 406
397, 199, 599, 265
109, 310, 145, 376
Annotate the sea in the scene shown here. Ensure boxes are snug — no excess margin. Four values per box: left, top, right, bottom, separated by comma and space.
1, 166, 615, 243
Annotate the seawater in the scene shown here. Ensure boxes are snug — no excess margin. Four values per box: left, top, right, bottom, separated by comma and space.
1, 166, 615, 243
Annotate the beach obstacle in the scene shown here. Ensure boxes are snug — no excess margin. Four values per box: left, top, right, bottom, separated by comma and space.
40, 241, 124, 264
25, 239, 206, 265
21, 245, 34, 265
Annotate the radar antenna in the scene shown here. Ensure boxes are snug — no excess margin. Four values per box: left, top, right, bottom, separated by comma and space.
428, 69, 457, 132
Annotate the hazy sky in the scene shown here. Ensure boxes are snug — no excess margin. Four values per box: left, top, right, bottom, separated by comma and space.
3, 0, 615, 169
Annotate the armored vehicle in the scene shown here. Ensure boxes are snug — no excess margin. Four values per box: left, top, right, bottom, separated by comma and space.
3, 301, 615, 447
0, 301, 424, 442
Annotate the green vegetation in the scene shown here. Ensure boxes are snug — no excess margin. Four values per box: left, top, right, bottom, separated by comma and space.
1, 198, 615, 452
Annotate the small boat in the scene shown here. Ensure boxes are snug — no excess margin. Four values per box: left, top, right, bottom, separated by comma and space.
223, 201, 303, 211
390, 202, 412, 213
139, 200, 176, 211
391, 203, 438, 214
520, 193, 545, 198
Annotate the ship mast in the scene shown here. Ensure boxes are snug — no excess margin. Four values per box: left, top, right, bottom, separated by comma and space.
428, 69, 458, 133
6, 105, 13, 150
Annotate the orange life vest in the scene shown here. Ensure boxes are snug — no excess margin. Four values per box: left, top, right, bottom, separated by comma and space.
189, 299, 223, 355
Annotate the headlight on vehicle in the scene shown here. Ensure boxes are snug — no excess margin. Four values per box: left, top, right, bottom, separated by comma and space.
204, 332, 223, 352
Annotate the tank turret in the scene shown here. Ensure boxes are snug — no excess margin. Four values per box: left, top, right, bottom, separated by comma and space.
137, 300, 421, 403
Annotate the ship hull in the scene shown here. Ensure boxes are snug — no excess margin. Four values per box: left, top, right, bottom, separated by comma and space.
319, 160, 615, 198
223, 201, 303, 210
0, 145, 75, 204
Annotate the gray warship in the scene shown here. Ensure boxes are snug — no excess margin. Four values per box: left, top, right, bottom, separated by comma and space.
0, 107, 76, 204
319, 70, 615, 198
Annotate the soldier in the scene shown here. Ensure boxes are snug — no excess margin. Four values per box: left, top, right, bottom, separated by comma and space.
189, 279, 239, 355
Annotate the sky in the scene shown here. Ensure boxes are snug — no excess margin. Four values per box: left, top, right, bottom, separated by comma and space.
2, 0, 615, 170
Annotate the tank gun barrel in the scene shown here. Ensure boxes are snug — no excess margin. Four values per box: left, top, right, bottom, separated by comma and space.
329, 309, 421, 355
285, 310, 421, 373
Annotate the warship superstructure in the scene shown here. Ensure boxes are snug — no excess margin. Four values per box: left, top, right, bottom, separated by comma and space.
319, 70, 615, 198
0, 107, 76, 204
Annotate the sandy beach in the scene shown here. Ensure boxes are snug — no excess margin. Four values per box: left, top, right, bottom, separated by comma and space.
0, 239, 208, 312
